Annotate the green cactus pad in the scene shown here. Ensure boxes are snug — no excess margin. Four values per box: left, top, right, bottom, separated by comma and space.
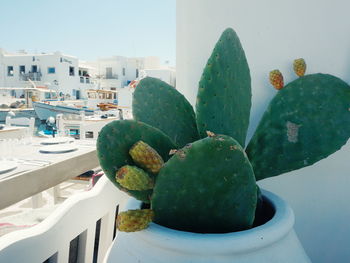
133, 77, 199, 148
97, 120, 176, 202
152, 135, 257, 233
196, 28, 251, 147
246, 73, 350, 180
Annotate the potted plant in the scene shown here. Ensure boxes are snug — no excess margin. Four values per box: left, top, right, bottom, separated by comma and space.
97, 28, 350, 262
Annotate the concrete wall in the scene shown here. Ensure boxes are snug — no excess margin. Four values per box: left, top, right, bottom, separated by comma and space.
177, 0, 350, 262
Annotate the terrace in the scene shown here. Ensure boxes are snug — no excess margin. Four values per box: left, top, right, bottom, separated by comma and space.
0, 1, 349, 262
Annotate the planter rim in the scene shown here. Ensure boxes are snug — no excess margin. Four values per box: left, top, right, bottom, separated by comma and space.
121, 189, 295, 255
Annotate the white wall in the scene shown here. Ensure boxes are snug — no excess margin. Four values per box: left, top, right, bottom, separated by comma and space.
177, 1, 350, 262
141, 68, 176, 86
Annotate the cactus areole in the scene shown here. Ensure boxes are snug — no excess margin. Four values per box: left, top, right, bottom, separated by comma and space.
97, 27, 350, 235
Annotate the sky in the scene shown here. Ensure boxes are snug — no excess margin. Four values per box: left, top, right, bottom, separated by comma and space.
0, 0, 176, 65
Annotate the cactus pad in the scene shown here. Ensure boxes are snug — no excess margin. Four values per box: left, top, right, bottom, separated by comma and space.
196, 28, 251, 147
151, 135, 257, 233
246, 73, 350, 180
97, 120, 176, 202
133, 77, 199, 148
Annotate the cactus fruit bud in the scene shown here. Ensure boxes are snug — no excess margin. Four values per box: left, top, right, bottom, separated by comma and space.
269, 70, 284, 90
129, 141, 164, 174
117, 209, 154, 232
293, 58, 306, 77
116, 165, 154, 190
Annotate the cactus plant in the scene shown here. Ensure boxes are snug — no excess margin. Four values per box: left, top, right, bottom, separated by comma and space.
97, 27, 350, 234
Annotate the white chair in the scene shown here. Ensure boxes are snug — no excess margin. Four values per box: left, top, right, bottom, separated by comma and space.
0, 176, 128, 263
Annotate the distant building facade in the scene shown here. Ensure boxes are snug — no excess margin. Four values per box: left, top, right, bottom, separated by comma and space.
0, 49, 94, 99
0, 49, 176, 102
87, 56, 176, 90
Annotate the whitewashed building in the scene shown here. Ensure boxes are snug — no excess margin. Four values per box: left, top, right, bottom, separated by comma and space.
88, 56, 175, 90
85, 56, 175, 107
0, 49, 176, 106
0, 49, 95, 100
140, 67, 176, 87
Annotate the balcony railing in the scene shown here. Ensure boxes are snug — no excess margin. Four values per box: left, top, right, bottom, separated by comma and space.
20, 72, 42, 81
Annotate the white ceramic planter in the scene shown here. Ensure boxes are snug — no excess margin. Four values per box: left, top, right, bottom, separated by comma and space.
105, 190, 310, 263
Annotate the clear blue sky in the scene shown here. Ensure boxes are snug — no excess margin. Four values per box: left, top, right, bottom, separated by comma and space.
0, 0, 176, 65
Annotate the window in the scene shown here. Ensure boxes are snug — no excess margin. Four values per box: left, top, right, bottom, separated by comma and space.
122, 67, 126, 76
69, 66, 75, 76
7, 66, 14, 76
111, 87, 117, 99
106, 67, 113, 79
19, 65, 25, 74
31, 65, 38, 73
80, 77, 84, 83
136, 69, 139, 78
86, 78, 90, 84
48, 67, 56, 74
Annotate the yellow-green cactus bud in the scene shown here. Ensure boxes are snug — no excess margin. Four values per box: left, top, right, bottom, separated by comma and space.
293, 58, 306, 77
129, 141, 164, 174
117, 209, 154, 232
116, 165, 153, 190
269, 69, 284, 90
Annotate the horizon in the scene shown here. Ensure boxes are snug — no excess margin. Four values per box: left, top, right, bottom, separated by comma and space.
0, 0, 176, 66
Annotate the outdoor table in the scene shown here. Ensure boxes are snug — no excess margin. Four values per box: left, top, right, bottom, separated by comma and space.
0, 138, 98, 209
0, 126, 28, 140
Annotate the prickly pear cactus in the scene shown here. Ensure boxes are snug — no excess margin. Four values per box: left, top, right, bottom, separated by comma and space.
246, 73, 350, 180
196, 28, 251, 147
97, 27, 350, 235
133, 77, 199, 148
97, 120, 176, 202
152, 135, 257, 233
